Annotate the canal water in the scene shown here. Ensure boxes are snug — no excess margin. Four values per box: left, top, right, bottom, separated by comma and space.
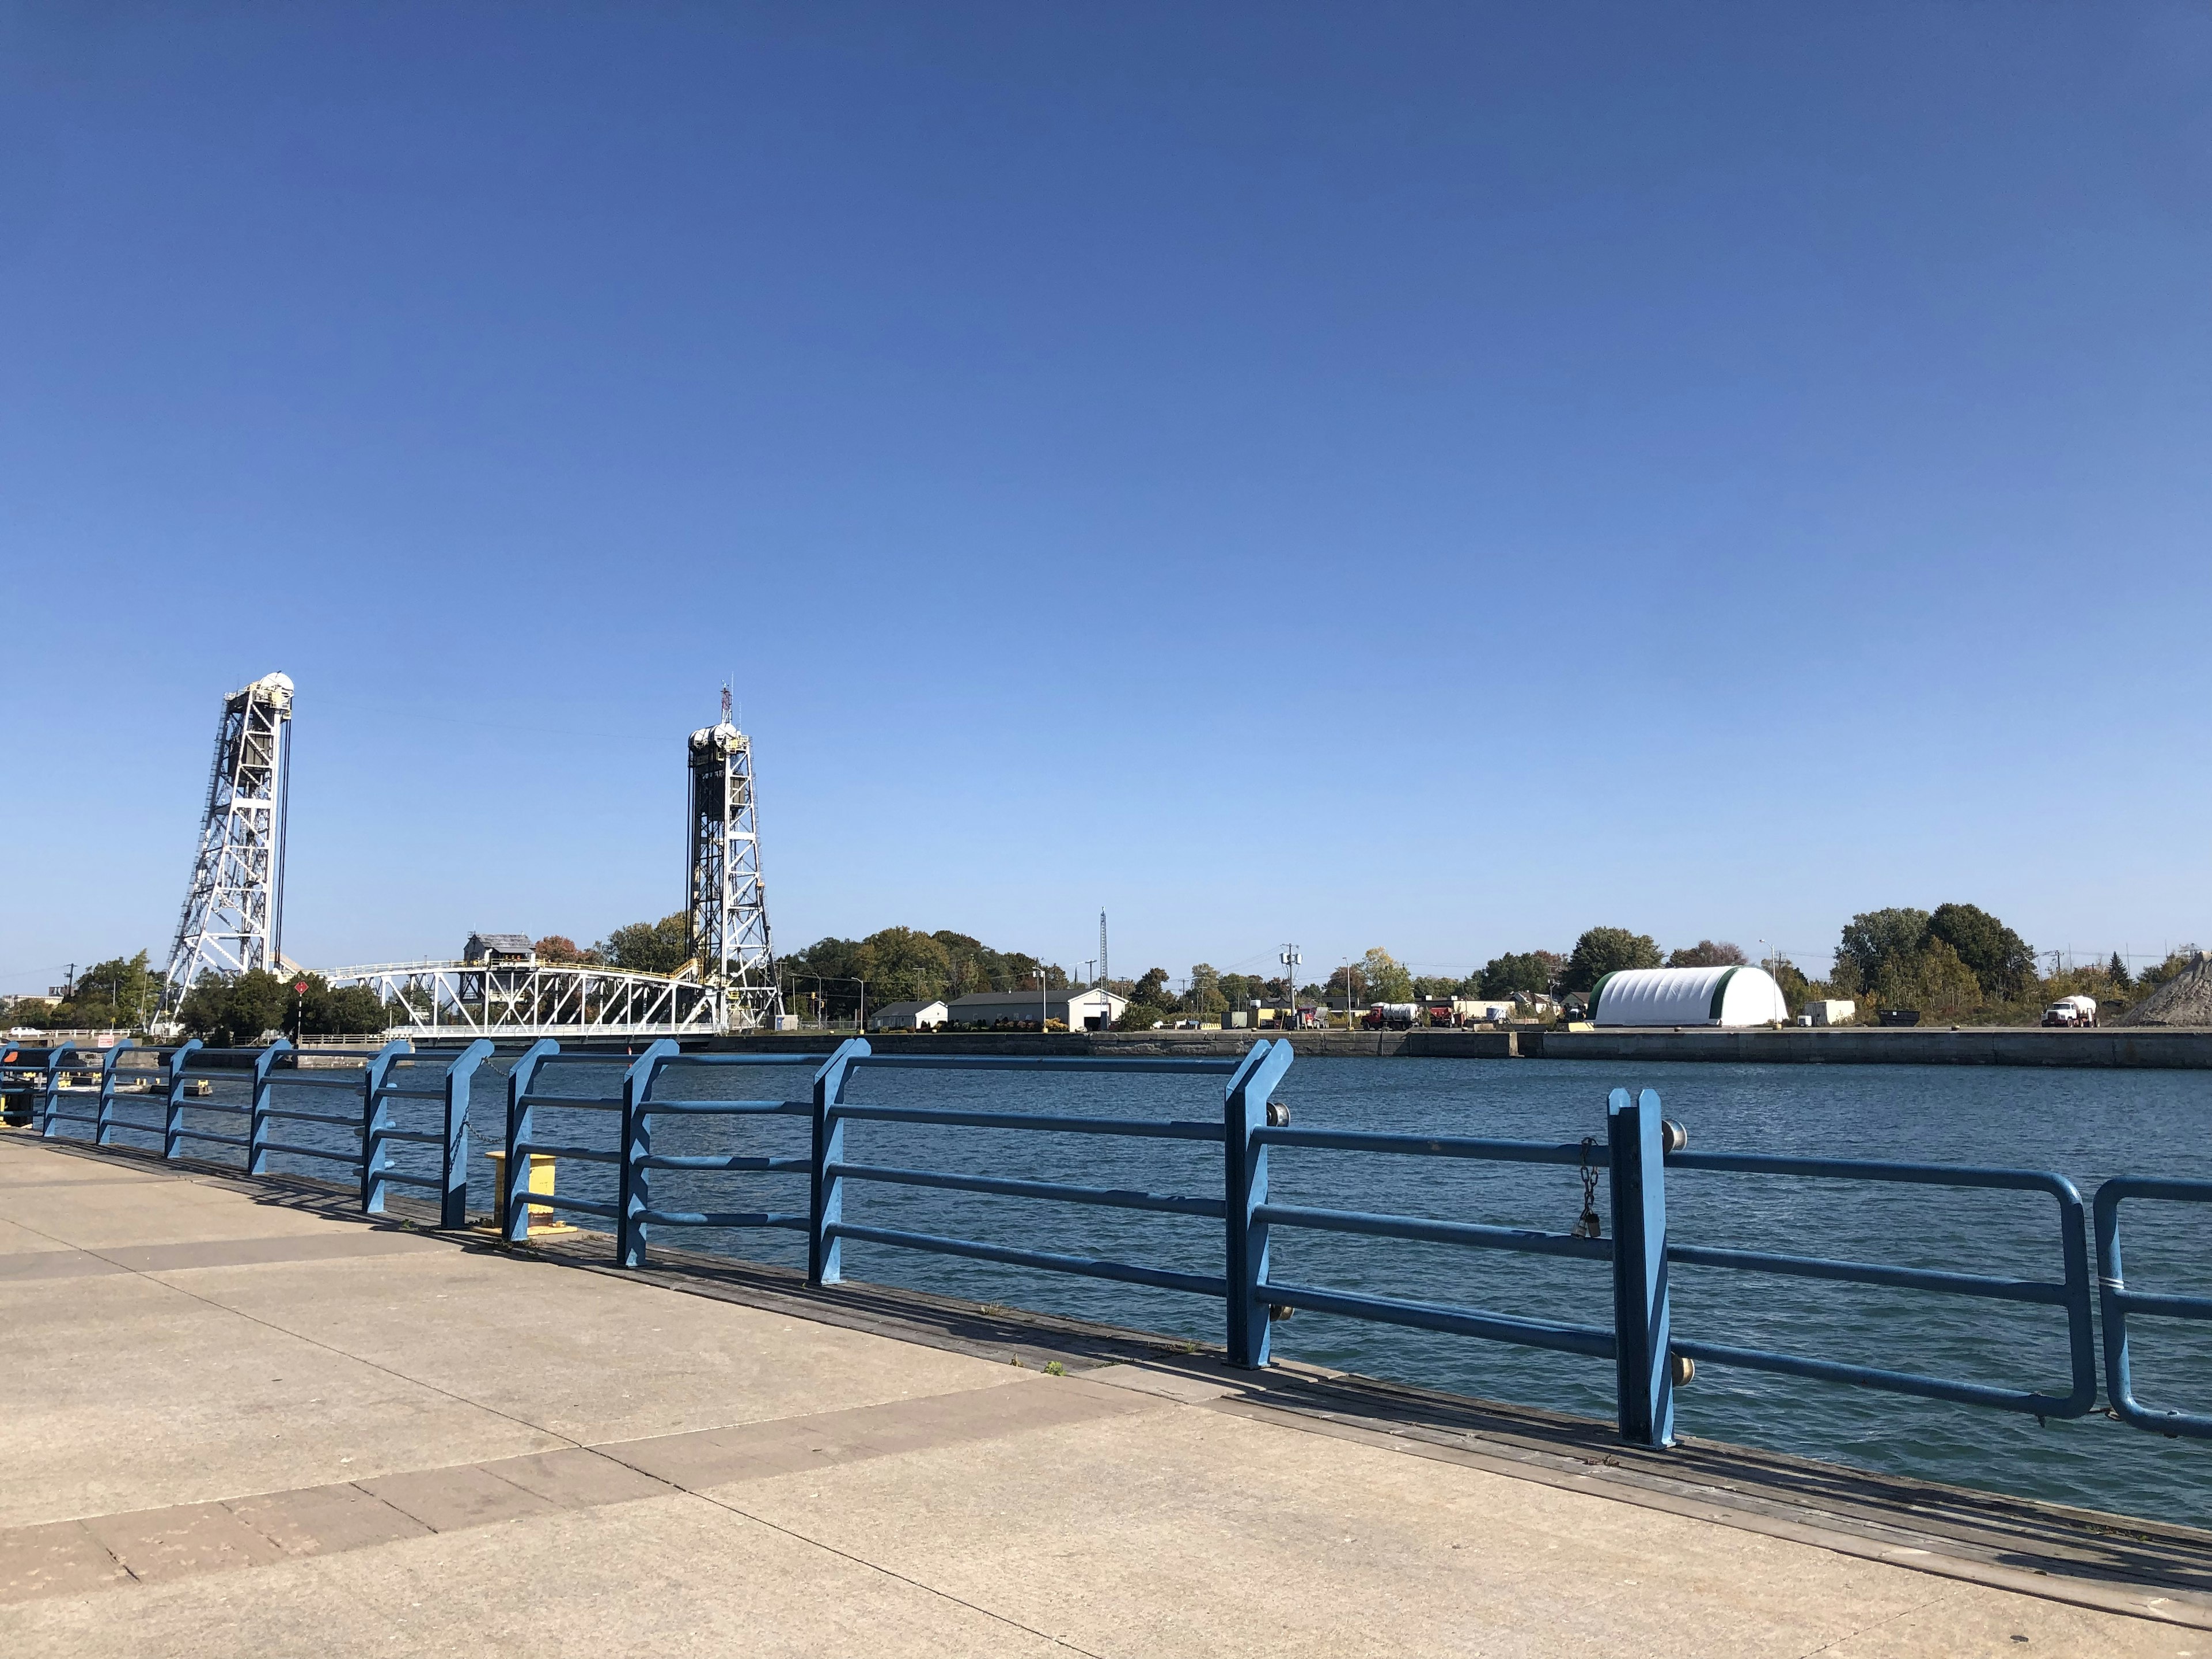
221, 1054, 2211, 1527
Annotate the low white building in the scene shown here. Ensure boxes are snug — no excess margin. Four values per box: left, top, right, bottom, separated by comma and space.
945, 987, 1129, 1031
1588, 965, 1790, 1028
1805, 999, 1857, 1027
869, 999, 949, 1032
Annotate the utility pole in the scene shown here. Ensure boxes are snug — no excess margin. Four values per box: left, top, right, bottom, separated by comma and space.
1099, 911, 1109, 990
1279, 944, 1301, 1028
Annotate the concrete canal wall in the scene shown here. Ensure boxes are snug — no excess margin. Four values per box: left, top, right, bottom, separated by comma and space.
706, 1025, 2212, 1067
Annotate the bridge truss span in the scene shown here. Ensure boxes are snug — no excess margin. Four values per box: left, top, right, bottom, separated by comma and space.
324, 960, 722, 1040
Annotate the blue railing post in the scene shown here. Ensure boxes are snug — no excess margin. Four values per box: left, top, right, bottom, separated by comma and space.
505, 1039, 559, 1242
38, 1043, 80, 1139
1608, 1086, 1675, 1448
164, 1039, 203, 1159
248, 1040, 291, 1175
441, 1039, 495, 1229
1225, 1038, 1294, 1368
96, 1040, 135, 1146
618, 1039, 682, 1267
808, 1037, 870, 1285
360, 1039, 411, 1213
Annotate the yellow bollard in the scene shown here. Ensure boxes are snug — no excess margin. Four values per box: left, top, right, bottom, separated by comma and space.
483, 1149, 574, 1237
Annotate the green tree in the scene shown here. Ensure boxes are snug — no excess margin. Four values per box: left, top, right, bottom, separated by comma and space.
1559, 928, 1661, 994
1115, 966, 1176, 1030
2108, 952, 2133, 990
533, 935, 594, 965
1874, 938, 1983, 1021
596, 912, 690, 974
1478, 952, 1562, 998
29, 952, 161, 1030
1768, 956, 1810, 1013
1358, 948, 1413, 1003
1666, 940, 1745, 968
854, 926, 955, 1006
1926, 903, 2036, 1002
298, 978, 393, 1036
1187, 964, 1227, 1021
177, 969, 291, 1047
1834, 909, 1931, 996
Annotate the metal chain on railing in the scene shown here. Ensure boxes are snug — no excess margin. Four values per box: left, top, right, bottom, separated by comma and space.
1572, 1135, 1602, 1238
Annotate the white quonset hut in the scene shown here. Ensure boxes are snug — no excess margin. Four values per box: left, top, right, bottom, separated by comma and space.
1588, 965, 1790, 1028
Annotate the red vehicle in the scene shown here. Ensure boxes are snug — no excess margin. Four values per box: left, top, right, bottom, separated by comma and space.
1360, 1002, 1421, 1030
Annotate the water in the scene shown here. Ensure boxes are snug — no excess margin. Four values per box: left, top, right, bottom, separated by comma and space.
165, 1054, 2212, 1528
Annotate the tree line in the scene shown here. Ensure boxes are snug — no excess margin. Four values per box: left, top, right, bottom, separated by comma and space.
16, 904, 2190, 1043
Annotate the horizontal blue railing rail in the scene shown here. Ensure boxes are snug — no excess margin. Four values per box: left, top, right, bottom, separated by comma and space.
363, 1041, 494, 1225
22, 1032, 2205, 1453
1252, 1084, 1669, 1435
1662, 1147, 2098, 1421
2094, 1176, 2212, 1440
812, 1040, 1248, 1317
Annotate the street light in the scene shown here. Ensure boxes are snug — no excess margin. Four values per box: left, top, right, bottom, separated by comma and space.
1279, 944, 1301, 1028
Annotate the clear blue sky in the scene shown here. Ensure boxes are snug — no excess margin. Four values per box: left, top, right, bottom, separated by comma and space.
5, 2, 2209, 994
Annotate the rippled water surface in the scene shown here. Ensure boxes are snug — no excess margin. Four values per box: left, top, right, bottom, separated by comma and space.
174, 1052, 2212, 1526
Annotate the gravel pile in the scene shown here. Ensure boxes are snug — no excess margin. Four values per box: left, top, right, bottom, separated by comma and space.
2120, 952, 2212, 1025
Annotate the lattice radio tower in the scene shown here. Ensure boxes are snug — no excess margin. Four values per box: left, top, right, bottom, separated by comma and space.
159, 672, 296, 1022
687, 687, 782, 1031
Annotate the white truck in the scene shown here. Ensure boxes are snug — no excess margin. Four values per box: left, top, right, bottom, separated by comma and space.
2041, 995, 2099, 1028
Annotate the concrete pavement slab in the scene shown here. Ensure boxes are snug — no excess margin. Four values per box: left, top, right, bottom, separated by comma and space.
472, 1448, 672, 1510
0, 1522, 131, 1604
0, 1495, 1075, 1659
358, 1464, 560, 1531
222, 1482, 432, 1555
158, 1243, 1028, 1443
607, 1370, 1160, 1490
0, 1270, 565, 1524
79, 1501, 286, 1582
716, 1387, 2187, 1659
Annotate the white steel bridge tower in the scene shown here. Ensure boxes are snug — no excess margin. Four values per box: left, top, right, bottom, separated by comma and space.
687, 689, 782, 1031
159, 672, 295, 1021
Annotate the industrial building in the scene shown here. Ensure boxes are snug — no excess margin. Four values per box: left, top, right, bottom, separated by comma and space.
1588, 965, 1790, 1027
869, 999, 949, 1031
945, 987, 1128, 1031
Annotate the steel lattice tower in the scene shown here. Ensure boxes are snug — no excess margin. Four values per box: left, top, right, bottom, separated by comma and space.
687, 690, 782, 1031
159, 672, 295, 1021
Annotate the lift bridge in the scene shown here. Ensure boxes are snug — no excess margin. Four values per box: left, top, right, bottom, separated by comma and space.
159, 679, 781, 1041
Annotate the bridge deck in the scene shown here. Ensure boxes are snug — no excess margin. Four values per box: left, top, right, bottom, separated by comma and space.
2, 1132, 2203, 1657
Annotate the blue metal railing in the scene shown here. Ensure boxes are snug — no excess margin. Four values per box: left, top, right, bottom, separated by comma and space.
813, 1040, 1247, 1328
2, 1040, 89, 1134
503, 1037, 827, 1262
2094, 1176, 2212, 1439
364, 1040, 495, 1225
1662, 1144, 2098, 1421
1249, 1085, 1675, 1440
24, 1031, 2207, 1453
7, 1034, 490, 1225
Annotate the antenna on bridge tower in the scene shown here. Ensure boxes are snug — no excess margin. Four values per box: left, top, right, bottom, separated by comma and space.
159, 672, 295, 1024
687, 688, 782, 1032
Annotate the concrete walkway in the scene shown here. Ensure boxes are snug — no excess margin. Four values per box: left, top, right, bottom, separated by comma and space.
0, 1133, 2202, 1657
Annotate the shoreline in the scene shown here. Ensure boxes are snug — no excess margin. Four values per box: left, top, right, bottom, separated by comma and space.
703, 1024, 2212, 1068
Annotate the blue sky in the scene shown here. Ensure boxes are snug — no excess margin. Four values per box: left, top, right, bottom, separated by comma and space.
4, 2, 2210, 994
